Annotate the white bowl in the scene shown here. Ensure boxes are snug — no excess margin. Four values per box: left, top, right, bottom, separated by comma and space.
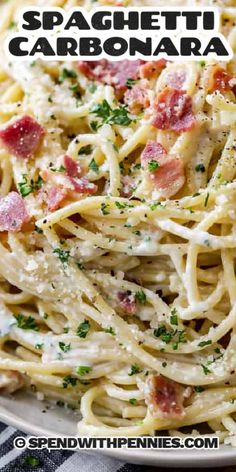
0, 392, 236, 468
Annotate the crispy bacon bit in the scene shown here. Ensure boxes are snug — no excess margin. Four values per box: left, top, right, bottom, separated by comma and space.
117, 291, 137, 315
47, 186, 69, 212
78, 60, 143, 94
152, 87, 196, 133
0, 192, 29, 232
145, 375, 188, 419
139, 60, 167, 79
167, 70, 186, 90
70, 177, 97, 194
0, 370, 24, 394
208, 66, 233, 93
141, 140, 185, 198
124, 84, 150, 114
0, 116, 44, 159
64, 155, 82, 178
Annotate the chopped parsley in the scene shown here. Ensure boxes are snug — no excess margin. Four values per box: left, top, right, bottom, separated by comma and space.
53, 248, 70, 265
101, 202, 110, 215
150, 202, 163, 211
18, 174, 43, 197
88, 158, 99, 174
135, 290, 146, 304
115, 201, 126, 210
195, 163, 206, 173
62, 375, 78, 388
153, 325, 186, 350
90, 99, 132, 127
148, 160, 160, 172
49, 164, 65, 173
78, 145, 92, 155
76, 366, 92, 376
77, 320, 91, 338
201, 364, 212, 375
170, 308, 178, 326
115, 201, 134, 210
126, 78, 138, 88
128, 364, 142, 376
59, 68, 77, 83
104, 326, 115, 336
214, 347, 222, 354
59, 342, 71, 353
129, 398, 138, 405
198, 340, 212, 347
14, 314, 39, 331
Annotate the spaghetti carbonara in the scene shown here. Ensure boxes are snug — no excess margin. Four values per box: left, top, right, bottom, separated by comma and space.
0, 0, 236, 444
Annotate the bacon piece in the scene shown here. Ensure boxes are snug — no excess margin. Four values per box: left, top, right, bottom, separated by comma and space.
0, 370, 24, 394
124, 84, 150, 114
208, 66, 233, 93
167, 70, 186, 90
78, 60, 143, 94
117, 291, 137, 315
139, 60, 167, 79
145, 375, 188, 419
47, 186, 69, 212
152, 87, 196, 133
64, 155, 82, 178
141, 140, 185, 198
70, 177, 97, 194
0, 116, 44, 159
0, 192, 29, 232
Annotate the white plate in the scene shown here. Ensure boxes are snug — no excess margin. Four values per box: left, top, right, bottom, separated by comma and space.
0, 391, 236, 468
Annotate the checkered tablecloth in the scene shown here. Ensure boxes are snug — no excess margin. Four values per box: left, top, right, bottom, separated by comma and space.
0, 421, 235, 472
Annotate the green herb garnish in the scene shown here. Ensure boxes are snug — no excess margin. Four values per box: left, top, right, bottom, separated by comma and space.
148, 160, 160, 172
198, 340, 212, 347
15, 314, 39, 331
59, 342, 71, 353
77, 320, 91, 338
128, 364, 142, 376
76, 366, 92, 376
135, 290, 146, 304
53, 248, 70, 265
59, 68, 77, 83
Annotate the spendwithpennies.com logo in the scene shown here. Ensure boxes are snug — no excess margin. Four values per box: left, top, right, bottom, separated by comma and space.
5, 7, 233, 61
13, 435, 219, 450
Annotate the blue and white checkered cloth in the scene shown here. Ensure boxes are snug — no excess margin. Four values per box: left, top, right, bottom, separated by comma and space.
0, 421, 235, 472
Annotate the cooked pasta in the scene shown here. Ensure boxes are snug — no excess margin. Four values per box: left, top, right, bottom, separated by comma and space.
0, 0, 235, 444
